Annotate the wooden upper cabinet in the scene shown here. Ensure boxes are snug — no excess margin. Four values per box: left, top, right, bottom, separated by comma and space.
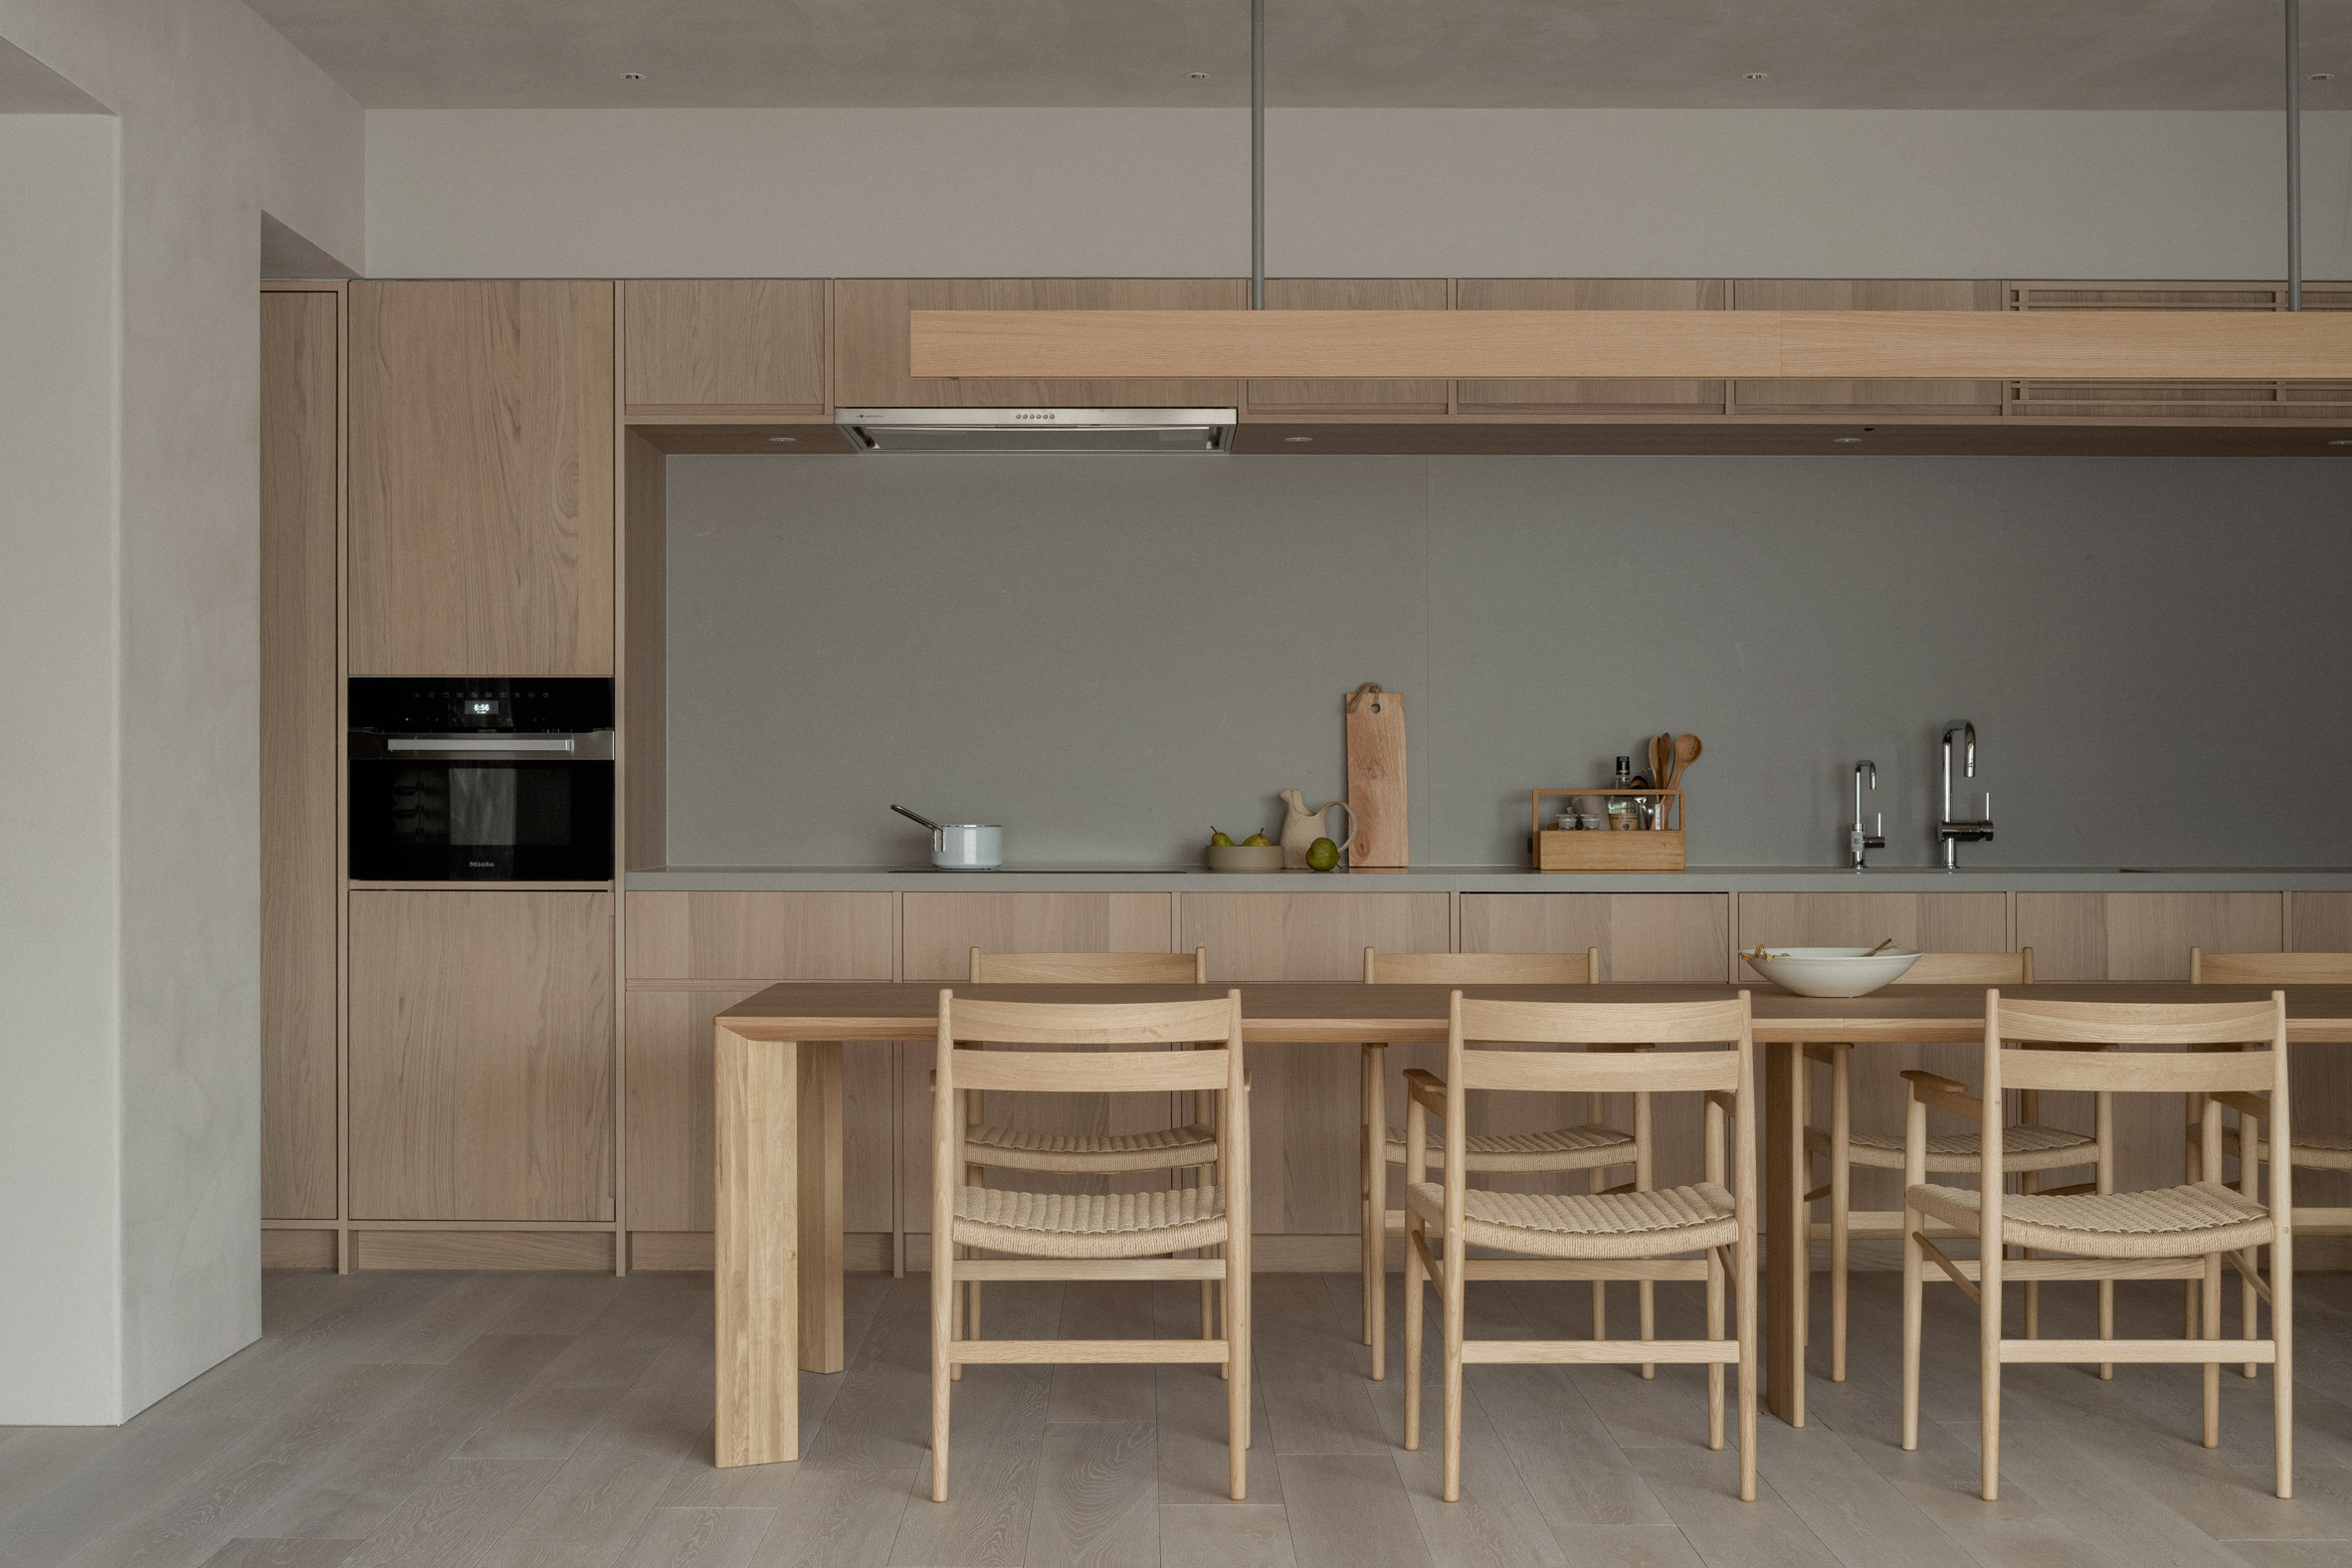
349, 281, 616, 676
1246, 279, 1451, 417
834, 278, 1246, 408
1455, 279, 1731, 416
259, 289, 340, 1222
623, 280, 829, 414
2006, 280, 2352, 421
1732, 279, 2002, 417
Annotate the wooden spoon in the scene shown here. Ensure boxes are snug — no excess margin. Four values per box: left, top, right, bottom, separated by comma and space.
1864, 937, 1897, 956
1670, 732, 1702, 788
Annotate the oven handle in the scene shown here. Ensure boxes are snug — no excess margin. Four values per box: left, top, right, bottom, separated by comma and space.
355, 731, 615, 761
388, 735, 574, 753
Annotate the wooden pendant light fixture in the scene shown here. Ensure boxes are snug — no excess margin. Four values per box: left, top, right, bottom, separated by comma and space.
910, 4, 2344, 386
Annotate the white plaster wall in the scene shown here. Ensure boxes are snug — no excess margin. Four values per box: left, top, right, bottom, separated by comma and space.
0, 113, 122, 1426
366, 105, 2352, 281
0, 0, 362, 1421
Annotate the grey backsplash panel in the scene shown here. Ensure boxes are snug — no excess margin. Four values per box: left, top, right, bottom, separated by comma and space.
666, 454, 2352, 870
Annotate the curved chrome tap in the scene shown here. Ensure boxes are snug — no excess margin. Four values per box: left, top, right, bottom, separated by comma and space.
1851, 761, 1884, 871
1937, 722, 1995, 870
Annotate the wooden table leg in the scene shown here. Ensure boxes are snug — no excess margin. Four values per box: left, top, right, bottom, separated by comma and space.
715, 1028, 800, 1468
799, 1042, 845, 1375
1765, 1038, 1806, 1427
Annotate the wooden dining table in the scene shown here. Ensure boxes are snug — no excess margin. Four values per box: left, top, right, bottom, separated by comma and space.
709, 979, 2352, 1468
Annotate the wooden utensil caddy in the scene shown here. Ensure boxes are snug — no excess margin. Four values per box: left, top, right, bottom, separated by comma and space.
1530, 789, 1686, 873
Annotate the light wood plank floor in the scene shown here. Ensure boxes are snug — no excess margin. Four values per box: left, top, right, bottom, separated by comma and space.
5, 1267, 2350, 1567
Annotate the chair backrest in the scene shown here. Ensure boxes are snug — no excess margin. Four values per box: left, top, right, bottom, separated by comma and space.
1365, 947, 1597, 985
970, 947, 1209, 983
1429, 992, 1754, 1218
2192, 948, 2352, 986
1895, 948, 2033, 986
1978, 990, 2290, 1227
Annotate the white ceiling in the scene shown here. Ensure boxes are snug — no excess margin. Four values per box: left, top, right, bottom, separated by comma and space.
250, 0, 2352, 111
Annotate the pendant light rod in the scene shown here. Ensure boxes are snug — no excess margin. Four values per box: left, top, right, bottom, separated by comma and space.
2287, 0, 2303, 310
1251, 0, 1266, 308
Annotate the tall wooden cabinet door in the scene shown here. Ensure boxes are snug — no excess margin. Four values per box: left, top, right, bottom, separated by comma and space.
348, 281, 616, 676
1245, 280, 1451, 416
349, 890, 615, 1221
1731, 280, 2002, 416
623, 281, 829, 415
260, 290, 341, 1221
1182, 892, 1450, 1237
1455, 279, 1730, 416
834, 279, 1246, 409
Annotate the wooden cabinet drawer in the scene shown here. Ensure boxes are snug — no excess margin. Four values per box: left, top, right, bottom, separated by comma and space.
625, 890, 893, 981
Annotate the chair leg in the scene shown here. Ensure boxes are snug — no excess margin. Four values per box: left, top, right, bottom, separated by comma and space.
1361, 1045, 1382, 1353
1367, 1053, 1389, 1382
2274, 1245, 2294, 1499
2021, 1169, 2040, 1342
1796, 1065, 1810, 1356
1227, 1261, 1249, 1500
2184, 1119, 2203, 1337
2202, 1252, 2223, 1449
1706, 1242, 1725, 1451
2242, 1245, 2261, 1380
1590, 1166, 1608, 1345
1403, 1219, 1426, 1452
1829, 1147, 1850, 1384
1900, 1204, 1923, 1453
1981, 1255, 2002, 1502
2098, 1273, 2115, 1382
1639, 1267, 1657, 1382
1736, 1230, 1758, 1504
1442, 1232, 1467, 1504
930, 1236, 955, 1502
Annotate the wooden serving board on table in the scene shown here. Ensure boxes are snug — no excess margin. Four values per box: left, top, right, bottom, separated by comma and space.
1345, 686, 1408, 867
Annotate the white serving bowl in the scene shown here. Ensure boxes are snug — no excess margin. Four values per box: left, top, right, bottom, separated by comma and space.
1743, 945, 1923, 998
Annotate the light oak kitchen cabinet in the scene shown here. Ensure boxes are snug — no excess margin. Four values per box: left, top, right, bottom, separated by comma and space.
348, 280, 616, 676
622, 280, 829, 415
834, 278, 1247, 410
349, 890, 615, 1222
260, 288, 341, 1222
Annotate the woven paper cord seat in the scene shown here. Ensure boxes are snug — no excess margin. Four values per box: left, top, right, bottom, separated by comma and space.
964, 1121, 1218, 1173
1404, 1180, 1738, 1260
1383, 1120, 1635, 1174
1807, 1120, 2096, 1174
950, 1184, 1230, 1258
1908, 1180, 2276, 1259
2228, 1127, 2352, 1171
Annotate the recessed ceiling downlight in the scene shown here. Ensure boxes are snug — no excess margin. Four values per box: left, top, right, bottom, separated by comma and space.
2329, 438, 2352, 446
1189, 72, 1211, 80
1284, 436, 1313, 443
622, 72, 644, 80
1832, 436, 1863, 444
2311, 73, 2337, 82
1745, 72, 1769, 81
767, 435, 797, 443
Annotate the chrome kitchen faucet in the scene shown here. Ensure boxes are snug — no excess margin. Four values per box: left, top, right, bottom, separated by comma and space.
1937, 721, 1995, 870
1851, 761, 1885, 871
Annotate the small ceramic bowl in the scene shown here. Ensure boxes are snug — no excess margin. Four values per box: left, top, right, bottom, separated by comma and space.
1743, 945, 1924, 998
1206, 844, 1285, 873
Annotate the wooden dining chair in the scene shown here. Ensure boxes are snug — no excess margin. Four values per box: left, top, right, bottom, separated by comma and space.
955, 947, 1217, 1355
1900, 991, 2292, 1502
2187, 948, 2351, 1367
1798, 949, 2111, 1380
1403, 992, 1757, 1503
1360, 948, 1657, 1382
930, 990, 1251, 1501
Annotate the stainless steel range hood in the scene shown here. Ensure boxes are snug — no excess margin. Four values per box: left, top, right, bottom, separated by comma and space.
836, 407, 1236, 454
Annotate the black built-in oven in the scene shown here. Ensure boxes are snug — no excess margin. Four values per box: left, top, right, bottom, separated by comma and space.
348, 678, 614, 882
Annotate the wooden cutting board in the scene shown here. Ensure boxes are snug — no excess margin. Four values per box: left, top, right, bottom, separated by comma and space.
1345, 686, 1408, 868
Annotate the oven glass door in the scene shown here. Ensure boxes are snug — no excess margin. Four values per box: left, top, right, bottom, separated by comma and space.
349, 758, 613, 881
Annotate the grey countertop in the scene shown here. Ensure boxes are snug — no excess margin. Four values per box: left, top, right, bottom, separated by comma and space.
624, 865, 2352, 894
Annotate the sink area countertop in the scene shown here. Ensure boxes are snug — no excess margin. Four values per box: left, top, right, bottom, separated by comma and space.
625, 865, 2352, 894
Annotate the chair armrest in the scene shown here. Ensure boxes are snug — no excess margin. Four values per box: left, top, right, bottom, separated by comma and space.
1899, 1070, 1984, 1122
1402, 1069, 1448, 1117
2210, 1089, 2268, 1122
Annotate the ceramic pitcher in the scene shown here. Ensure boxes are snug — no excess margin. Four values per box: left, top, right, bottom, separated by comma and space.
1277, 788, 1358, 869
